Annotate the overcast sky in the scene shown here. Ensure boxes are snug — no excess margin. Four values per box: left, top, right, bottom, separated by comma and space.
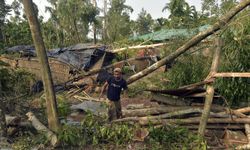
6, 0, 202, 20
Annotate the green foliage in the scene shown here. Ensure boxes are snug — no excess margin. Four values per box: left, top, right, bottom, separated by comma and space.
58, 112, 134, 147
162, 0, 199, 28
3, 21, 33, 47
80, 112, 134, 145
12, 134, 48, 150
215, 10, 250, 106
134, 8, 154, 35
105, 0, 133, 43
56, 94, 71, 117
58, 125, 83, 146
166, 54, 211, 89
46, 0, 99, 46
148, 125, 206, 150
0, 68, 35, 95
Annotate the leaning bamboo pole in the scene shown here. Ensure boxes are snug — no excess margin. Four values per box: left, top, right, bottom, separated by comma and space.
127, 0, 250, 84
198, 38, 222, 136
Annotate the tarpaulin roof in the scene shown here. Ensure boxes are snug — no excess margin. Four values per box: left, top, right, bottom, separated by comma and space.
131, 25, 211, 41
5, 43, 112, 71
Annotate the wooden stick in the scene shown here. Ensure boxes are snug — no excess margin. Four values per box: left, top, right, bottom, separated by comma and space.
213, 72, 250, 78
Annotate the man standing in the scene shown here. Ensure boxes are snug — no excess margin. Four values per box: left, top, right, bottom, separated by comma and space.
99, 68, 128, 121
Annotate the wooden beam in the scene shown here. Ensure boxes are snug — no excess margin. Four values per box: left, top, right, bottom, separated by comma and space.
213, 72, 250, 78
110, 43, 165, 53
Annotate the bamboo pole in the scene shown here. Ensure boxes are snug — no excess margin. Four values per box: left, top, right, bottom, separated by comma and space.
127, 0, 250, 84
198, 38, 222, 136
110, 43, 165, 53
23, 0, 60, 132
213, 72, 250, 78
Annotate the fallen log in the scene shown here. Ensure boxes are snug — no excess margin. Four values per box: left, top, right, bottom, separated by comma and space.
123, 106, 195, 117
26, 112, 58, 147
127, 0, 250, 84
139, 118, 250, 126
118, 108, 229, 122
139, 108, 229, 120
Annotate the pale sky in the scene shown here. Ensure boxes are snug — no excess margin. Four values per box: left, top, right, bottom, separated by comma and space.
6, 0, 202, 21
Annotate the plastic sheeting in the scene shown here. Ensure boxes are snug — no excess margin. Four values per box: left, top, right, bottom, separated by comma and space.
5, 43, 112, 71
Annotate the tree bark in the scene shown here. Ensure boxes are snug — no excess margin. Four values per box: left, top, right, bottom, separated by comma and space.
123, 106, 196, 117
139, 118, 250, 126
127, 0, 250, 84
92, 0, 97, 44
23, 0, 60, 132
198, 38, 222, 136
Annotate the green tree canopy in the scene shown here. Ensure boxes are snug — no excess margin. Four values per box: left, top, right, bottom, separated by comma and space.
135, 8, 153, 35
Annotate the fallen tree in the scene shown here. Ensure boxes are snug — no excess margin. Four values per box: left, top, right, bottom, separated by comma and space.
126, 0, 250, 84
139, 117, 250, 126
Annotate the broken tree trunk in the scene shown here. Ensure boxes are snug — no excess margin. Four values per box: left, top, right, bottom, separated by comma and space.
26, 112, 58, 147
213, 72, 250, 78
127, 0, 250, 84
198, 38, 222, 136
139, 118, 250, 126
23, 0, 60, 132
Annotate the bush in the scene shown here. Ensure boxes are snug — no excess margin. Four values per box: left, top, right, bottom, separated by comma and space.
148, 125, 206, 150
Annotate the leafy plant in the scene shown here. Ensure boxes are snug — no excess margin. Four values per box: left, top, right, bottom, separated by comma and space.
148, 125, 206, 150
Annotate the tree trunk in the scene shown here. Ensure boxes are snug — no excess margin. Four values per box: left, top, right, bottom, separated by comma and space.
127, 0, 250, 84
23, 0, 60, 132
139, 118, 250, 126
0, 81, 7, 137
123, 106, 196, 117
92, 0, 97, 44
